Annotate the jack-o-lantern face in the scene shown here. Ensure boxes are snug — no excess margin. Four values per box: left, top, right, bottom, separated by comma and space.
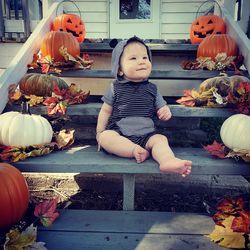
52, 14, 86, 43
190, 15, 226, 44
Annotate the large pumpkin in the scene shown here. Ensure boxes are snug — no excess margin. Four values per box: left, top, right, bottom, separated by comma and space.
0, 163, 29, 229
197, 34, 238, 59
190, 15, 226, 44
0, 106, 53, 147
40, 31, 80, 62
220, 114, 250, 151
52, 13, 86, 43
19, 73, 69, 96
199, 74, 250, 97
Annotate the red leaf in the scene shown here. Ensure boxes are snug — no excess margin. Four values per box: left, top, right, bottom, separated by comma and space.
34, 198, 60, 227
213, 211, 231, 226
41, 64, 50, 74
176, 89, 196, 107
217, 197, 244, 214
202, 140, 226, 158
231, 211, 250, 233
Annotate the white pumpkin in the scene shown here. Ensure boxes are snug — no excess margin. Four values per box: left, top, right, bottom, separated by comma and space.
0, 111, 53, 147
220, 114, 250, 151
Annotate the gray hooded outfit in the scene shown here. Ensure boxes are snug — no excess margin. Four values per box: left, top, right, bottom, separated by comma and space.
101, 36, 166, 147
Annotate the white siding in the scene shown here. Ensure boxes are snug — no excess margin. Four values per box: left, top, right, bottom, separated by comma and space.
160, 0, 208, 40
61, 0, 109, 39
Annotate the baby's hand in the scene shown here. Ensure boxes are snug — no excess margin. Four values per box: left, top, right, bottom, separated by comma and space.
157, 105, 172, 121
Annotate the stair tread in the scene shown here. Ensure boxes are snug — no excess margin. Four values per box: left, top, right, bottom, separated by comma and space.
14, 146, 250, 175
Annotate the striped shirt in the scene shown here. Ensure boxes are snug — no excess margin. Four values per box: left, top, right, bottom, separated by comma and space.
102, 80, 166, 136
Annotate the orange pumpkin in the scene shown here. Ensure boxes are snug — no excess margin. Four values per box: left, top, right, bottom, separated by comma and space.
40, 31, 80, 62
52, 13, 86, 43
197, 34, 238, 59
0, 163, 29, 229
190, 15, 226, 44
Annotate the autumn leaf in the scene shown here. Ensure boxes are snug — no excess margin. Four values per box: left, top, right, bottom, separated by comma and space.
34, 198, 60, 227
226, 148, 250, 163
176, 89, 198, 107
208, 216, 247, 249
231, 211, 250, 233
54, 129, 75, 149
202, 140, 226, 158
25, 95, 44, 106
216, 197, 244, 214
4, 224, 37, 250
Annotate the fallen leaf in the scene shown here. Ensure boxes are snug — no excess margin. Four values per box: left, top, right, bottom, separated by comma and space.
202, 140, 226, 158
232, 211, 250, 233
34, 198, 60, 227
54, 129, 75, 149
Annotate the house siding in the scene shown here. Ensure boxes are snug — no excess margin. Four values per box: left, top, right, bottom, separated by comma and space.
62, 0, 109, 39
160, 0, 208, 40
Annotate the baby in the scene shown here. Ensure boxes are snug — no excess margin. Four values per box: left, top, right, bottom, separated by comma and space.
96, 36, 192, 177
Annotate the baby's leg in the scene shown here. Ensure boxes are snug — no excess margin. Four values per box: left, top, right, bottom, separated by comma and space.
99, 130, 149, 163
145, 134, 192, 177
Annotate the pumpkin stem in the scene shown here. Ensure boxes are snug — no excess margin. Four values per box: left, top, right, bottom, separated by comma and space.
21, 102, 31, 115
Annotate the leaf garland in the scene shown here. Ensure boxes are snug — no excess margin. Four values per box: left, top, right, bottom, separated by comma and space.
208, 196, 250, 249
0, 129, 75, 162
176, 81, 250, 115
8, 84, 90, 116
203, 140, 250, 163
27, 46, 94, 74
181, 53, 244, 71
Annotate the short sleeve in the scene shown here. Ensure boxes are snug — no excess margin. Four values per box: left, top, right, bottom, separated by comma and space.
101, 82, 114, 105
155, 86, 167, 109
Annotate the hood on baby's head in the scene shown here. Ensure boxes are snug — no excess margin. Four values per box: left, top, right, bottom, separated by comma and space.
110, 36, 152, 81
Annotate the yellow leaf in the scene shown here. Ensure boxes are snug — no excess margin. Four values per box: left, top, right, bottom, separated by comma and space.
4, 224, 37, 250
208, 216, 247, 248
25, 95, 44, 106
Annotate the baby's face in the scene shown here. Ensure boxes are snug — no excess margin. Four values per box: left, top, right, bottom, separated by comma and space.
118, 42, 152, 82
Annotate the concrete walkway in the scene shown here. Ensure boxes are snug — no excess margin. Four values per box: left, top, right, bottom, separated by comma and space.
0, 42, 24, 77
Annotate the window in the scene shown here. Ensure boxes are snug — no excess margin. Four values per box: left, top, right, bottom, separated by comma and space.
119, 0, 151, 20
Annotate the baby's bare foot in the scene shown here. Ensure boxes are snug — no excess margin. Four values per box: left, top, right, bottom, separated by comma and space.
159, 158, 192, 177
133, 145, 150, 163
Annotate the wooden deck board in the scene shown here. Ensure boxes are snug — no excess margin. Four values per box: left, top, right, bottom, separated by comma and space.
37, 210, 224, 250
13, 146, 250, 175
4, 103, 237, 118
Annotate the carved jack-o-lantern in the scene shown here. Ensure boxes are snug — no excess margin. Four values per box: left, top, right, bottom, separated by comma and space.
190, 15, 226, 44
52, 13, 86, 43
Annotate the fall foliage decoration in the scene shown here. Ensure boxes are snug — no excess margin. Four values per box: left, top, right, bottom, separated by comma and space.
197, 34, 238, 60
0, 103, 53, 147
52, 13, 86, 43
0, 128, 75, 162
19, 73, 69, 97
176, 74, 250, 114
9, 83, 90, 116
190, 15, 226, 44
220, 114, 250, 151
40, 31, 80, 62
208, 196, 250, 249
0, 163, 29, 229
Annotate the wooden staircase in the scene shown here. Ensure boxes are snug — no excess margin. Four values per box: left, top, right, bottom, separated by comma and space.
1, 2, 250, 249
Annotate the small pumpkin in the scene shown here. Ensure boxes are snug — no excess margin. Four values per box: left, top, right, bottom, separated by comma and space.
0, 163, 29, 229
40, 31, 80, 62
220, 114, 250, 151
52, 13, 86, 43
19, 73, 69, 96
199, 74, 250, 97
0, 103, 53, 147
190, 15, 226, 44
197, 34, 238, 59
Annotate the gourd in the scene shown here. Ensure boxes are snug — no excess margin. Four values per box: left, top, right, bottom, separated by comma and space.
19, 73, 69, 97
220, 114, 250, 151
52, 13, 86, 43
199, 74, 250, 96
190, 15, 226, 44
0, 163, 29, 229
0, 103, 53, 147
197, 34, 238, 59
40, 31, 80, 62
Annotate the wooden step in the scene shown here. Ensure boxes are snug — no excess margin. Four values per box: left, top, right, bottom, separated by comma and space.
80, 42, 198, 55
27, 69, 247, 80
4, 103, 237, 118
37, 209, 224, 250
14, 146, 250, 176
